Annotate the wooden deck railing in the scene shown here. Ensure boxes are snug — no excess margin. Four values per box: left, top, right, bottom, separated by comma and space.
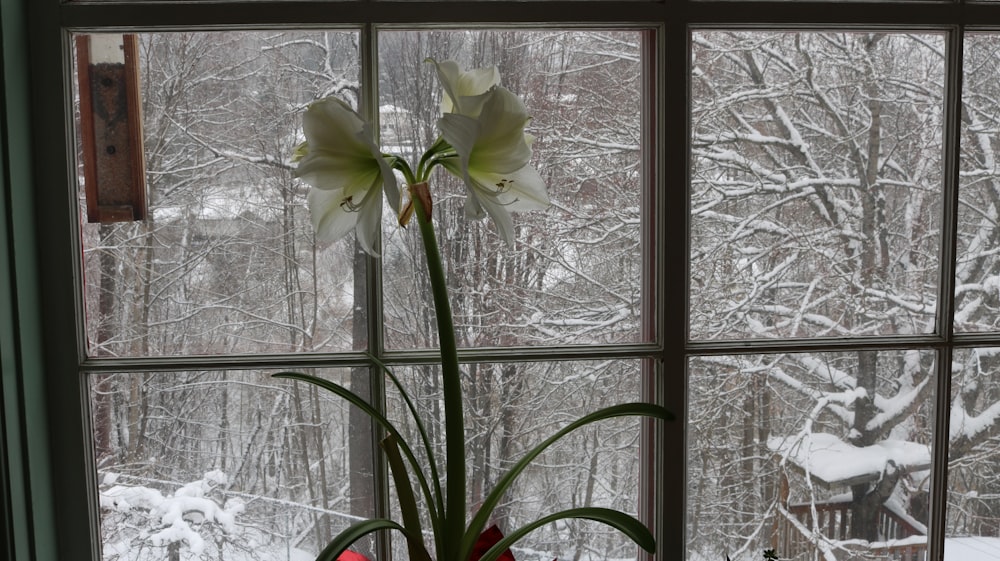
776, 501, 928, 561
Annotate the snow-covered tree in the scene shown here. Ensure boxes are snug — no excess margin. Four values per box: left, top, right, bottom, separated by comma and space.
100, 471, 254, 561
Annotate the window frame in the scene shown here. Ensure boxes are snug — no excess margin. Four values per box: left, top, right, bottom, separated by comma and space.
9, 1, 1000, 561
19, 4, 675, 561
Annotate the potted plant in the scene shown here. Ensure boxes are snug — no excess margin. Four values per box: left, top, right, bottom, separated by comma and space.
276, 58, 673, 561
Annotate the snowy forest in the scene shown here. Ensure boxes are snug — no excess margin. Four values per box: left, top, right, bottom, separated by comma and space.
78, 29, 1000, 561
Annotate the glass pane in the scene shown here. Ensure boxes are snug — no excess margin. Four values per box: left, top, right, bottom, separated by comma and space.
379, 30, 645, 349
387, 359, 644, 560
946, 348, 1000, 556
957, 34, 1000, 334
688, 350, 936, 560
92, 368, 378, 561
690, 32, 945, 341
78, 31, 365, 357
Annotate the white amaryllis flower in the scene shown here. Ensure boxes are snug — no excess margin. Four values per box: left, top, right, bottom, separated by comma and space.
296, 97, 399, 255
438, 86, 549, 244
427, 58, 499, 117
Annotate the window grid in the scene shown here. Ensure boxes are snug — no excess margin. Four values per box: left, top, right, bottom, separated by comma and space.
61, 16, 663, 561
28, 2, 1000, 561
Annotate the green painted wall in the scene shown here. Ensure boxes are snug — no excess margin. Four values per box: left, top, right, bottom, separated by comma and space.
0, 0, 59, 559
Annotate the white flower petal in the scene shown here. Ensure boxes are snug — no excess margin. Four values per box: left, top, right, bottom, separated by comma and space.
427, 58, 500, 116
354, 186, 385, 256
296, 96, 395, 256
469, 88, 533, 174
469, 164, 549, 212
378, 156, 401, 215
458, 65, 500, 98
438, 113, 481, 170
427, 58, 463, 115
302, 97, 369, 152
297, 153, 382, 198
307, 187, 360, 243
473, 191, 517, 245
463, 188, 487, 220
446, 162, 548, 246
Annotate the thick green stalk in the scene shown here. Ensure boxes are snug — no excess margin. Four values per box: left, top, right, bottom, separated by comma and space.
412, 185, 465, 561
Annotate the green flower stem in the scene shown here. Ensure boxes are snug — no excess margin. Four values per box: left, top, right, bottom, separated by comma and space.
412, 187, 465, 561
390, 156, 417, 186
417, 137, 450, 180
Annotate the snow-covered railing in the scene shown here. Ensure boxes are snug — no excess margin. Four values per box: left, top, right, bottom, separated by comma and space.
774, 504, 838, 561
777, 501, 927, 561
840, 536, 927, 561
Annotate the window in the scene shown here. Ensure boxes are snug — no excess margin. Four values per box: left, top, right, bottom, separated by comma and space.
683, 20, 1000, 561
6, 2, 1000, 561
75, 27, 651, 561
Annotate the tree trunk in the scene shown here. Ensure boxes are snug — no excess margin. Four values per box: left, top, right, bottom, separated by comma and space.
849, 350, 883, 540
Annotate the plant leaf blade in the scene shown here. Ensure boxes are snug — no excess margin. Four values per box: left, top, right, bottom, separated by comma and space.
315, 519, 401, 561
462, 402, 672, 561
477, 507, 656, 561
381, 434, 433, 561
272, 371, 440, 534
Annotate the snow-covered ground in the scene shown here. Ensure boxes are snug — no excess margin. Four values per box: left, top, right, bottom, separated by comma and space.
691, 536, 1000, 561
944, 536, 1000, 561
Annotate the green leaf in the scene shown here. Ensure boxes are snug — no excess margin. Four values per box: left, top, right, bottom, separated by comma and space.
462, 402, 673, 561
381, 434, 433, 561
272, 372, 440, 535
477, 507, 656, 561
367, 353, 445, 529
315, 519, 402, 561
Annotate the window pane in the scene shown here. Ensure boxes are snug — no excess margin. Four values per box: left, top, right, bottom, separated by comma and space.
92, 369, 378, 561
946, 348, 1000, 555
78, 31, 366, 358
690, 32, 945, 341
957, 34, 1000, 334
379, 30, 646, 349
688, 350, 936, 560
387, 359, 643, 560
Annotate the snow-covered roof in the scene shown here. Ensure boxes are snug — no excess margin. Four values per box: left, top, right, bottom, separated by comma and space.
768, 432, 931, 488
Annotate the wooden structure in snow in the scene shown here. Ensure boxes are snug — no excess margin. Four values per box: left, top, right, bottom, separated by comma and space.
769, 433, 931, 560
775, 495, 928, 560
